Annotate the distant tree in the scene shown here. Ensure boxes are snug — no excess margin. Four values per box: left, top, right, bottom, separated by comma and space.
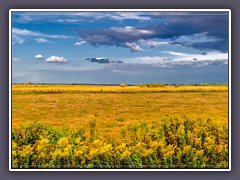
119, 83, 127, 87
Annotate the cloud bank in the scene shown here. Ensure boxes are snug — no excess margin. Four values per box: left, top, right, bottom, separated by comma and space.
75, 13, 228, 52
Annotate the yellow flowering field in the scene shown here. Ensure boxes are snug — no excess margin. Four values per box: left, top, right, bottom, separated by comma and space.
12, 84, 228, 94
11, 84, 229, 169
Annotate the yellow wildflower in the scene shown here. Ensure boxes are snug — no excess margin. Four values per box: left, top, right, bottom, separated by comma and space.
195, 150, 204, 157
183, 145, 191, 154
21, 145, 33, 157
12, 150, 17, 157
74, 149, 83, 157
13, 159, 18, 167
116, 143, 127, 152
62, 151, 70, 157
217, 145, 224, 153
93, 139, 101, 146
86, 154, 93, 160
99, 144, 112, 155
194, 138, 202, 147
37, 144, 43, 153
39, 152, 45, 159
12, 141, 18, 150
164, 150, 174, 158
57, 137, 69, 148
39, 138, 49, 145
204, 157, 209, 162
136, 142, 143, 148
120, 150, 131, 160
80, 145, 88, 152
75, 137, 82, 144
53, 149, 62, 157
141, 149, 153, 157
89, 148, 98, 156
149, 141, 158, 148
157, 141, 165, 148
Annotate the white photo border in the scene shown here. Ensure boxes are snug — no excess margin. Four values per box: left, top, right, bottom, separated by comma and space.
9, 9, 231, 172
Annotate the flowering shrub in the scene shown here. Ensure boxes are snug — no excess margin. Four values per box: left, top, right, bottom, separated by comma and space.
12, 115, 228, 169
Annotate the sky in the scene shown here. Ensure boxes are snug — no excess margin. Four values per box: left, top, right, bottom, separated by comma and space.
11, 11, 229, 84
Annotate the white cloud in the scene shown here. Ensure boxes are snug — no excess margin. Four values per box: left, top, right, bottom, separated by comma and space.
68, 12, 112, 18
35, 54, 44, 59
12, 58, 21, 63
138, 39, 191, 49
65, 12, 152, 21
12, 35, 25, 44
67, 12, 152, 21
74, 40, 86, 46
163, 51, 188, 56
111, 12, 151, 21
125, 42, 143, 52
46, 56, 68, 63
12, 28, 39, 36
12, 28, 71, 43
139, 39, 169, 47
12, 28, 69, 39
175, 32, 221, 43
110, 26, 154, 36
14, 12, 153, 24
163, 50, 228, 62
57, 19, 79, 23
18, 15, 34, 23
124, 50, 228, 67
35, 38, 49, 43
126, 56, 167, 64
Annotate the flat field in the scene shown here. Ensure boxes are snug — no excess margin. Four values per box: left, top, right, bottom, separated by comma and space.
11, 84, 229, 168
12, 84, 228, 136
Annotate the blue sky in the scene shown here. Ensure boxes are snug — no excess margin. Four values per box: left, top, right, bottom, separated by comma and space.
11, 11, 229, 84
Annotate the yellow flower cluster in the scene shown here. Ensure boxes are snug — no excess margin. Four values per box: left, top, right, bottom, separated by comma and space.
57, 137, 69, 148
120, 150, 131, 160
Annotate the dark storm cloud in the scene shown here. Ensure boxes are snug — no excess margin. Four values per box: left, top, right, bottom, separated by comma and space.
150, 14, 229, 51
85, 57, 123, 64
78, 26, 154, 52
191, 39, 229, 52
77, 13, 229, 52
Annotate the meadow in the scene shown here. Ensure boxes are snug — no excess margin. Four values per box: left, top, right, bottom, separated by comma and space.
11, 84, 229, 168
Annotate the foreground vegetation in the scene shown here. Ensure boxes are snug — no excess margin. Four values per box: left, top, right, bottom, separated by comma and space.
12, 115, 228, 168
